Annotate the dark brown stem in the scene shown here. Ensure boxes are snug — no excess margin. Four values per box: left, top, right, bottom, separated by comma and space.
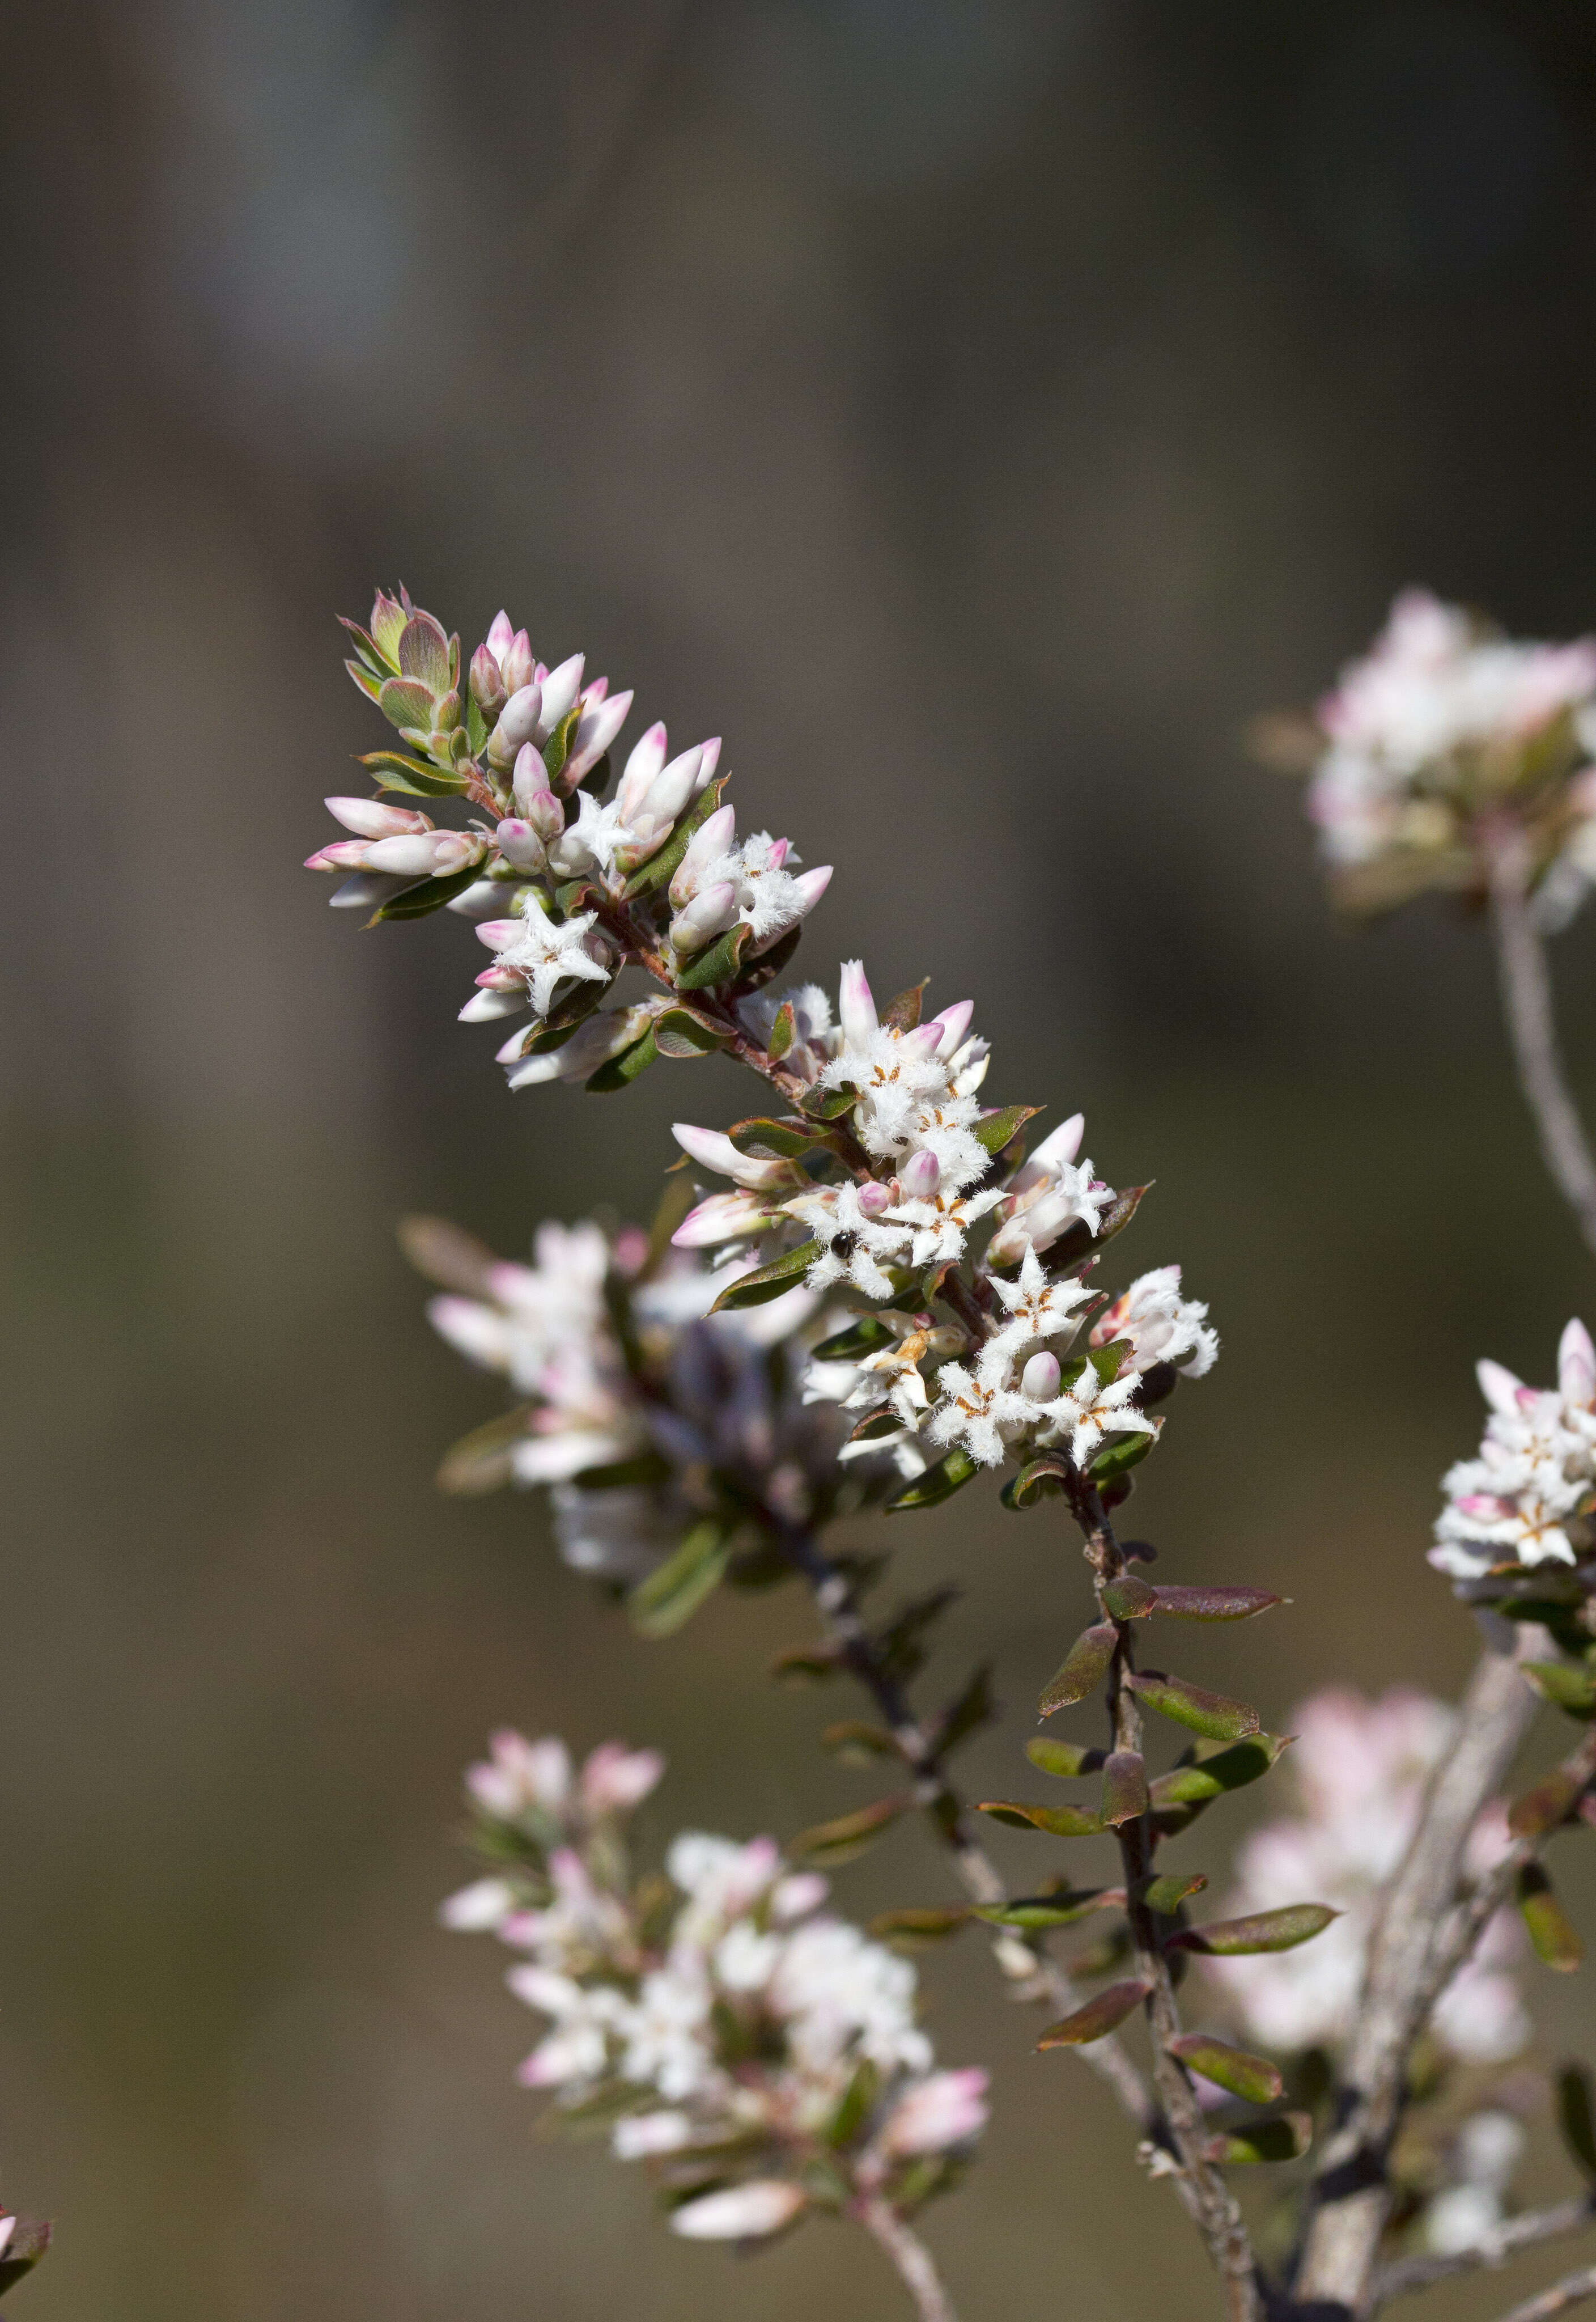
1370, 2197, 1596, 2306
1290, 1634, 1540, 2316
1488, 829, 1596, 1261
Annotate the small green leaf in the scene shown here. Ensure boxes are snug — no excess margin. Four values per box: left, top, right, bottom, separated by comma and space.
1146, 1734, 1291, 1808
1037, 1622, 1118, 1717
826, 2057, 879, 2148
373, 859, 498, 920
1149, 1585, 1285, 1621
728, 1116, 828, 1159
621, 776, 729, 899
627, 1520, 733, 1639
1102, 1573, 1158, 1620
1001, 1454, 1071, 1511
566, 1451, 673, 1493
397, 610, 451, 692
1556, 2063, 1596, 2183
1171, 1905, 1338, 1956
813, 1315, 899, 1362
767, 1002, 797, 1061
1524, 1661, 1596, 1718
585, 1026, 659, 1091
1094, 1183, 1150, 1243
1037, 1979, 1151, 2048
1026, 1737, 1107, 1779
653, 1008, 729, 1059
1518, 1862, 1584, 1971
379, 672, 439, 730
358, 748, 470, 796
1168, 2035, 1283, 2104
673, 922, 754, 992
976, 1799, 1105, 1837
789, 1795, 911, 1867
820, 1719, 901, 1762
885, 1448, 979, 1513
1102, 1751, 1149, 1827
1202, 2113, 1311, 2166
973, 1104, 1041, 1156
1089, 1429, 1158, 1483
542, 702, 581, 782
771, 1644, 844, 1683
1138, 1871, 1207, 1915
974, 1888, 1123, 1930
797, 1085, 858, 1121
882, 982, 927, 1031
1509, 1767, 1584, 1838
708, 1240, 820, 1312
435, 1407, 530, 1495
1127, 1672, 1260, 1743
867, 1906, 972, 1950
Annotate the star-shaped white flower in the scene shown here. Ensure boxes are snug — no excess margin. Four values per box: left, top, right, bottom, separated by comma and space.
1041, 1364, 1157, 1468
987, 1247, 1093, 1357
490, 896, 612, 1015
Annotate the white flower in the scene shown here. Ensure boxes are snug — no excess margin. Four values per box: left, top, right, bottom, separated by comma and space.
1432, 1319, 1596, 1578
612, 2109, 696, 2160
439, 1876, 518, 1931
1090, 1264, 1219, 1377
986, 1115, 1114, 1265
670, 2180, 807, 2240
478, 894, 613, 1015
1039, 1362, 1157, 1468
987, 1246, 1094, 1358
468, 1731, 572, 1819
876, 2067, 990, 2156
819, 962, 991, 1194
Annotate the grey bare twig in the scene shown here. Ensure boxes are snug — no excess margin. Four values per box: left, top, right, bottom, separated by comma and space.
1489, 830, 1596, 1262
1370, 2196, 1596, 2306
1490, 2261, 1596, 2322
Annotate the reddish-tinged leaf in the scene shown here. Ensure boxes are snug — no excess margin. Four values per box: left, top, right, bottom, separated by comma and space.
1518, 1862, 1584, 1971
791, 1795, 911, 1867
977, 1799, 1105, 1838
1149, 1585, 1285, 1621
1139, 1871, 1207, 1914
1037, 1979, 1151, 2048
1170, 1904, 1338, 1956
1127, 1671, 1259, 1742
867, 1906, 972, 1950
1102, 1573, 1157, 1620
1509, 1768, 1583, 1839
1102, 1750, 1149, 1827
882, 982, 927, 1031
1202, 2113, 1312, 2165
1038, 1622, 1118, 1717
1168, 2035, 1283, 2104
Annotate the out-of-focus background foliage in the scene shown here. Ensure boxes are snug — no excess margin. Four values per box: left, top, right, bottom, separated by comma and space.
6, 2, 1596, 2315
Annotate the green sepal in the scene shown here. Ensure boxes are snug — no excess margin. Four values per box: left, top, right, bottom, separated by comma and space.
708, 1240, 820, 1312
1037, 1979, 1151, 2048
976, 1799, 1105, 1838
1518, 1862, 1584, 1970
885, 1448, 979, 1514
826, 2057, 880, 2150
1168, 2035, 1283, 2105
359, 748, 470, 796
1127, 1671, 1260, 1742
1201, 2114, 1311, 2166
627, 1519, 734, 1639
1169, 1904, 1338, 1956
542, 702, 581, 783
789, 1794, 911, 1867
1037, 1622, 1117, 1716
372, 860, 493, 920
621, 777, 729, 899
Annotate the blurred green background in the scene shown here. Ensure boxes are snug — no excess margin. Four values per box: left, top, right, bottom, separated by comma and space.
6, 2, 1596, 2315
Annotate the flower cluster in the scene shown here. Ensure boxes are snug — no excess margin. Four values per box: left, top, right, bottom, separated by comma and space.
1431, 1320, 1596, 1587
1289, 590, 1596, 915
405, 1211, 914, 1589
1203, 1687, 1527, 2063
445, 1730, 987, 2249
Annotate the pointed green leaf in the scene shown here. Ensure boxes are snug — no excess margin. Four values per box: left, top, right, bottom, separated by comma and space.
1202, 2113, 1311, 2165
627, 1520, 733, 1639
771, 1644, 844, 1683
826, 2056, 879, 2148
728, 1116, 828, 1159
358, 748, 470, 796
1169, 2035, 1283, 2104
1001, 1454, 1071, 1511
1089, 1428, 1158, 1482
797, 1084, 857, 1121
1147, 1734, 1291, 1809
1518, 1862, 1584, 1970
1171, 1905, 1338, 1956
1037, 1979, 1151, 2048
566, 1451, 674, 1493
812, 1315, 899, 1362
1139, 1871, 1208, 1915
882, 982, 927, 1031
373, 859, 496, 920
585, 1027, 659, 1091
708, 1240, 820, 1312
789, 1794, 911, 1867
1127, 1672, 1260, 1742
378, 672, 438, 731
621, 776, 729, 899
1556, 2063, 1596, 2183
1026, 1736, 1107, 1779
867, 1905, 971, 1950
767, 1002, 797, 1061
1524, 1662, 1596, 1718
973, 1104, 1041, 1156
1149, 1585, 1285, 1621
1037, 1622, 1118, 1717
653, 1008, 729, 1059
0, 2217, 52, 2293
673, 921, 754, 992
977, 1799, 1105, 1837
396, 609, 451, 692
1102, 1573, 1158, 1620
1102, 1751, 1148, 1827
885, 1448, 979, 1513
541, 702, 581, 783
973, 1887, 1123, 1930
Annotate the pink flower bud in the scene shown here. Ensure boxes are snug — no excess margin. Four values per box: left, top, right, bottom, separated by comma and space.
521, 785, 566, 843
669, 879, 739, 954
500, 630, 535, 696
559, 688, 632, 791
672, 1190, 777, 1247
495, 818, 547, 872
878, 2069, 989, 2156
304, 839, 373, 871
671, 1121, 801, 1190
580, 1741, 664, 1814
617, 722, 669, 821
536, 654, 586, 735
324, 795, 433, 840
790, 865, 833, 916
459, 986, 529, 1023
1021, 1351, 1062, 1401
839, 959, 877, 1048
899, 1149, 941, 1198
927, 999, 974, 1056
487, 683, 544, 769
468, 643, 507, 718
485, 609, 516, 662
1560, 1317, 1596, 1406
694, 736, 723, 794
670, 2181, 807, 2242
669, 804, 738, 906
858, 1180, 892, 1218
363, 832, 465, 877
475, 965, 526, 991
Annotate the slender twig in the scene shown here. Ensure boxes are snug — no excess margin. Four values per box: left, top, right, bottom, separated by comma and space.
1290, 1634, 1539, 2313
855, 2192, 958, 2322
775, 1523, 1157, 2137
1067, 1476, 1266, 2322
1488, 830, 1596, 1261
1491, 2262, 1596, 2322
1371, 2197, 1596, 2305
